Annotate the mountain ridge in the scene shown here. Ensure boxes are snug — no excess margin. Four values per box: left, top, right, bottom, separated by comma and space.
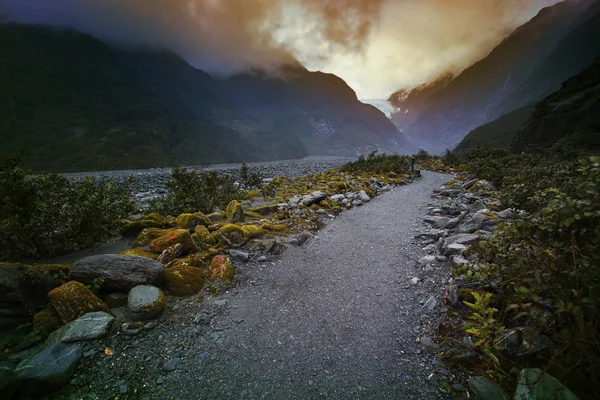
0, 23, 411, 172
389, 0, 600, 152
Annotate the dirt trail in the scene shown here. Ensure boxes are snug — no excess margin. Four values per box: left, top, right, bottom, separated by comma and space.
159, 171, 450, 399
52, 171, 451, 400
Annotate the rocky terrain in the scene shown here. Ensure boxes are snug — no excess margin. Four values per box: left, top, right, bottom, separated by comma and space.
62, 158, 350, 211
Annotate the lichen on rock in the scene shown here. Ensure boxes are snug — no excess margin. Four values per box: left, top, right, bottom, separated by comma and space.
149, 229, 196, 254
48, 281, 111, 324
164, 266, 206, 296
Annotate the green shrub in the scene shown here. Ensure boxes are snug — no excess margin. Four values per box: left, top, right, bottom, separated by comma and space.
455, 155, 600, 398
149, 167, 245, 215
238, 163, 263, 190
341, 151, 411, 174
0, 153, 135, 260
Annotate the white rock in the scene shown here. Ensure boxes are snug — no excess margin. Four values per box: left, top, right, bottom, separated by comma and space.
358, 190, 371, 202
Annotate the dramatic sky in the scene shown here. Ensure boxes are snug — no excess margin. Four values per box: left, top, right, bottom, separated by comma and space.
2, 0, 562, 98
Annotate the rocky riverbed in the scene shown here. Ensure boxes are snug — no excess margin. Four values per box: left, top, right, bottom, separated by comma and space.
62, 158, 351, 210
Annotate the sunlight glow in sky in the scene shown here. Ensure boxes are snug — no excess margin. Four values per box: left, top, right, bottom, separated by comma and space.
2, 0, 562, 98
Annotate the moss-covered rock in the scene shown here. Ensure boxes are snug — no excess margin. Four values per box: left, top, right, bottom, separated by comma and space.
166, 253, 208, 269
48, 281, 111, 324
33, 303, 64, 335
175, 213, 212, 229
149, 229, 196, 254
241, 224, 264, 238
128, 285, 167, 320
247, 204, 279, 216
119, 248, 159, 260
217, 224, 248, 247
164, 266, 206, 296
209, 255, 234, 285
226, 200, 245, 223
132, 228, 173, 248
119, 219, 164, 237
206, 211, 226, 223
243, 210, 264, 220
144, 213, 165, 223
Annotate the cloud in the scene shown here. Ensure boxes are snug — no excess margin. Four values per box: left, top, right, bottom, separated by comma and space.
1, 0, 562, 97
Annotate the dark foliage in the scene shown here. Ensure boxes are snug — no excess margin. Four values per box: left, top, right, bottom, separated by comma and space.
149, 168, 246, 216
0, 153, 135, 261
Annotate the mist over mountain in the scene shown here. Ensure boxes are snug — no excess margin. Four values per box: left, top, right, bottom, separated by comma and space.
390, 0, 600, 153
0, 23, 411, 172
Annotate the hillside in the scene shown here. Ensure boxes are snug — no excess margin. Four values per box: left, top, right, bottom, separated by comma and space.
454, 59, 600, 153
389, 0, 600, 153
452, 106, 533, 153
0, 24, 410, 172
514, 59, 600, 151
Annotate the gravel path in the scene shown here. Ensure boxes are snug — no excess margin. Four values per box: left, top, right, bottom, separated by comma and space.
53, 171, 451, 399
160, 171, 450, 399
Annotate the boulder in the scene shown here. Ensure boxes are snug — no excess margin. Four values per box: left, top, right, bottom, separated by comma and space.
33, 304, 64, 335
424, 216, 452, 229
149, 229, 196, 254
175, 212, 211, 229
71, 254, 164, 292
131, 227, 172, 248
514, 368, 578, 400
470, 180, 496, 193
445, 233, 480, 247
299, 191, 327, 206
330, 194, 346, 202
358, 190, 371, 202
217, 224, 248, 247
225, 200, 245, 223
496, 208, 515, 219
209, 255, 235, 285
229, 249, 250, 262
48, 281, 110, 324
459, 213, 489, 233
119, 219, 163, 237
47, 311, 114, 343
164, 266, 206, 296
445, 243, 467, 255
128, 285, 167, 320
119, 248, 159, 260
15, 342, 82, 396
468, 376, 510, 400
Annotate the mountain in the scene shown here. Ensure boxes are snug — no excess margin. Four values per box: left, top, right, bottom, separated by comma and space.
452, 106, 534, 153
454, 58, 600, 153
514, 59, 600, 152
0, 24, 410, 172
389, 0, 600, 153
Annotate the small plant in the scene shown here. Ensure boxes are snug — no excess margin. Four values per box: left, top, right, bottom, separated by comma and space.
149, 167, 246, 215
463, 291, 506, 373
238, 163, 263, 190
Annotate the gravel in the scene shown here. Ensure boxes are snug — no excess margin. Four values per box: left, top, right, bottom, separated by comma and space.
61, 158, 351, 210
50, 171, 452, 399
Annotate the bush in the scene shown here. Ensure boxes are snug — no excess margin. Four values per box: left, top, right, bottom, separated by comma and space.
340, 151, 411, 174
238, 163, 263, 191
452, 149, 600, 398
0, 153, 135, 260
149, 167, 245, 216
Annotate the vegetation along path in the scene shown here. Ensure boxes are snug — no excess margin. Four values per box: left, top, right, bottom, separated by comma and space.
58, 171, 451, 399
